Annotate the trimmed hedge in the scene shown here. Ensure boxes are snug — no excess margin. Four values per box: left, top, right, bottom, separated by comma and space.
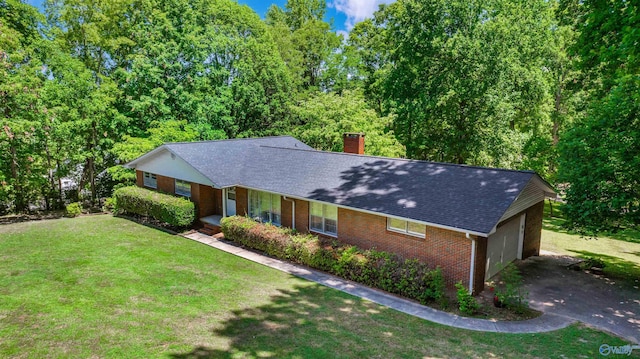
113, 186, 195, 227
221, 216, 445, 305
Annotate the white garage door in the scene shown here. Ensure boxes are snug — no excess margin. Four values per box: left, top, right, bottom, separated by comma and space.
485, 214, 525, 280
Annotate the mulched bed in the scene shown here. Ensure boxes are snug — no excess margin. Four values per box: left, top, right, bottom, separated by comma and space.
115, 213, 191, 235
0, 211, 66, 225
472, 295, 541, 321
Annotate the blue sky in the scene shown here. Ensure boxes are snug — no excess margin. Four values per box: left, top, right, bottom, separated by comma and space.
26, 0, 395, 33
237, 0, 347, 32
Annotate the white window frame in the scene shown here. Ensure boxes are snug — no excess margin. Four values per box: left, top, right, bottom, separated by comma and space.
248, 190, 281, 226
387, 217, 425, 238
175, 179, 191, 197
309, 202, 338, 237
143, 172, 157, 189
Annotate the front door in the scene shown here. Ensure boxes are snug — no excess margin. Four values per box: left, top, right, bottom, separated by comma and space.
226, 187, 236, 216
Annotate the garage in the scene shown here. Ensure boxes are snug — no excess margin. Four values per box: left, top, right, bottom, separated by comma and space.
485, 214, 525, 280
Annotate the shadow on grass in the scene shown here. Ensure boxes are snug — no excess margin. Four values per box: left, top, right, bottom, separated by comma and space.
568, 250, 640, 285
542, 216, 576, 235
543, 201, 640, 244
606, 228, 640, 244
168, 284, 390, 359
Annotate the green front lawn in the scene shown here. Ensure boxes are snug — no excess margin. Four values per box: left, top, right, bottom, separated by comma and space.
541, 202, 640, 286
0, 216, 634, 358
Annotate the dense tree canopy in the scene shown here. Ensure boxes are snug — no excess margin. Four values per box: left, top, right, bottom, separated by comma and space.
558, 0, 640, 233
360, 0, 554, 167
288, 90, 404, 157
0, 0, 638, 234
1, 0, 47, 211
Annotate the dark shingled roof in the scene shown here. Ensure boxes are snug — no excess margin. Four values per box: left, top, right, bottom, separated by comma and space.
128, 136, 549, 235
162, 137, 313, 187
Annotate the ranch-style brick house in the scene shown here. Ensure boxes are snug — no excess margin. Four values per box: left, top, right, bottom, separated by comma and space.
125, 134, 555, 293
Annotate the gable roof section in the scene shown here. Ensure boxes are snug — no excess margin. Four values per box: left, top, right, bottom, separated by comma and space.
126, 136, 555, 236
126, 136, 313, 188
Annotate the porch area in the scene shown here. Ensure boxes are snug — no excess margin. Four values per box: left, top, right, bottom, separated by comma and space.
198, 215, 223, 236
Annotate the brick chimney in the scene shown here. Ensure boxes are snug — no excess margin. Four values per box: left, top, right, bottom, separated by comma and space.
343, 133, 365, 154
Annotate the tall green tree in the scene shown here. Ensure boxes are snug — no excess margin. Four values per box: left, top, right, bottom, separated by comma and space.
41, 47, 122, 205
119, 0, 292, 138
559, 0, 640, 232
0, 0, 48, 212
362, 0, 554, 167
45, 0, 132, 204
347, 16, 391, 112
266, 0, 340, 91
289, 90, 404, 157
520, 1, 584, 183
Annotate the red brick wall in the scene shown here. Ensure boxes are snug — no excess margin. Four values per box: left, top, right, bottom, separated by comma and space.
191, 183, 201, 215
136, 170, 173, 194
213, 188, 223, 216
523, 201, 544, 258
294, 199, 309, 233
191, 184, 219, 218
282, 197, 292, 228
236, 187, 248, 216
335, 208, 472, 288
135, 171, 224, 220
472, 236, 488, 294
136, 170, 144, 187
156, 175, 174, 194
265, 195, 309, 232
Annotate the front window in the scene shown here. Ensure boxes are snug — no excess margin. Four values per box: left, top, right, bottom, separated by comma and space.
175, 179, 191, 197
143, 172, 157, 188
387, 217, 425, 238
310, 202, 337, 236
248, 190, 281, 225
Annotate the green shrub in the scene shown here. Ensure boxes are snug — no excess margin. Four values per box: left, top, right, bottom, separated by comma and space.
65, 202, 82, 217
113, 186, 195, 227
102, 197, 117, 213
495, 263, 528, 313
220, 216, 445, 305
455, 281, 479, 315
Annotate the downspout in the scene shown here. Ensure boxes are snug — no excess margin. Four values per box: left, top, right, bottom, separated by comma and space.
283, 196, 295, 230
222, 188, 227, 218
467, 233, 476, 294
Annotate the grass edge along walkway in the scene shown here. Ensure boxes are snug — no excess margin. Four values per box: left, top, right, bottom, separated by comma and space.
183, 231, 576, 334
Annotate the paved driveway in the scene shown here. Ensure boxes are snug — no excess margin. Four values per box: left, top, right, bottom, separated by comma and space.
517, 253, 639, 343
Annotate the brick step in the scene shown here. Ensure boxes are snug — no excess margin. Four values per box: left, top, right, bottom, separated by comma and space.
198, 227, 215, 236
204, 223, 221, 233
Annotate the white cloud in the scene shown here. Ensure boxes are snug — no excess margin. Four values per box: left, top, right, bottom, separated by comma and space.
330, 0, 396, 30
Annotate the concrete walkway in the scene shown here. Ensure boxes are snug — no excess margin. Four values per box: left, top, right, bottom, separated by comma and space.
183, 232, 575, 334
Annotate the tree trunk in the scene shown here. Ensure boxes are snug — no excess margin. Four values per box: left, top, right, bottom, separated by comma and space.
552, 73, 565, 146
57, 160, 63, 206
9, 141, 25, 212
44, 141, 57, 210
89, 119, 98, 205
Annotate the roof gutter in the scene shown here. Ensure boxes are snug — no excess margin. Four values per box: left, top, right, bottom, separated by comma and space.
467, 232, 476, 294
